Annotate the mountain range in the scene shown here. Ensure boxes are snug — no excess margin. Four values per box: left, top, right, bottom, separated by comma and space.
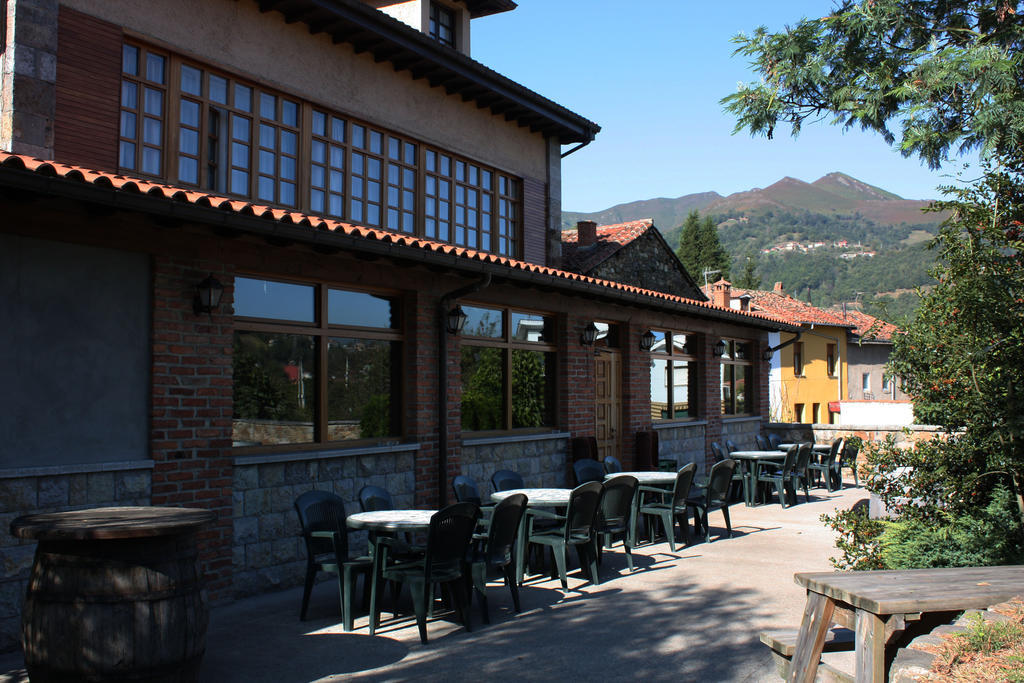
562, 172, 942, 234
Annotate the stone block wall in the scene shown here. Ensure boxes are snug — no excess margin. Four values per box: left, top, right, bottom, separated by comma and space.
652, 421, 707, 474
231, 448, 416, 597
0, 463, 152, 653
722, 417, 763, 450
461, 434, 570, 491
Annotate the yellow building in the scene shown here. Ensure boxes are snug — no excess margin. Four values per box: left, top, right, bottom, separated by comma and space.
710, 281, 852, 424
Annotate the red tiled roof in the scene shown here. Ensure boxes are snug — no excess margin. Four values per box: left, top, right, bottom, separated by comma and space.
0, 153, 796, 329
833, 309, 901, 341
726, 286, 856, 328
561, 219, 653, 273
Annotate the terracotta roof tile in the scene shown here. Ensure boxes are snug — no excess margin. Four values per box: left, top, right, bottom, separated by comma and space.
724, 286, 855, 328
833, 309, 901, 341
0, 153, 796, 328
561, 219, 653, 273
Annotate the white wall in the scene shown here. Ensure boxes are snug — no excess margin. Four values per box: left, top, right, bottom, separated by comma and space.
837, 401, 914, 426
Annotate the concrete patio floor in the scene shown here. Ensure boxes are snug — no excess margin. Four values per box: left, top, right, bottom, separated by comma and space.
0, 484, 866, 682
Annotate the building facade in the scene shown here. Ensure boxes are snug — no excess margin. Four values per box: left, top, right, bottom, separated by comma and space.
0, 0, 793, 651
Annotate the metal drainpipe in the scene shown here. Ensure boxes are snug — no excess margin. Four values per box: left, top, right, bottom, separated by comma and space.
437, 274, 491, 506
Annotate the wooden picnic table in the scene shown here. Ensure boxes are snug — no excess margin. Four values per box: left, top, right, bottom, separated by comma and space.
788, 565, 1024, 682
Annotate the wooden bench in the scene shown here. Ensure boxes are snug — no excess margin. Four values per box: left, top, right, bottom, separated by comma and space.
761, 627, 855, 681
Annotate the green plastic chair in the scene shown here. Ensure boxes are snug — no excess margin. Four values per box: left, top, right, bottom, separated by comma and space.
794, 442, 814, 503
294, 490, 372, 630
686, 458, 736, 543
755, 444, 799, 507
639, 463, 696, 551
377, 502, 480, 644
593, 475, 639, 575
809, 438, 844, 492
527, 481, 603, 589
468, 493, 527, 624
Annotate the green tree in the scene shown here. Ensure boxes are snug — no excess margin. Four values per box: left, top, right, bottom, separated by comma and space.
721, 0, 1024, 169
723, 0, 1024, 546
676, 210, 730, 283
734, 251, 762, 290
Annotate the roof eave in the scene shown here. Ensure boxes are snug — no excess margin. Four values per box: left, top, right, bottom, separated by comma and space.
255, 0, 598, 143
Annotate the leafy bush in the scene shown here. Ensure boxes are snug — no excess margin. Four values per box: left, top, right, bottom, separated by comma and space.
879, 486, 1024, 569
820, 502, 886, 571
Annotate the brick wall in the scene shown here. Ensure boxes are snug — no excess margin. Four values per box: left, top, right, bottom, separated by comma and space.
150, 256, 235, 598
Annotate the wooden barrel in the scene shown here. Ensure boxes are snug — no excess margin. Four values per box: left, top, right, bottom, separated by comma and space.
22, 533, 207, 683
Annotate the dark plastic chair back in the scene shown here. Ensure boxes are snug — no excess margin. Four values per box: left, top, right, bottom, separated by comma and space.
725, 439, 739, 455
573, 458, 605, 485
779, 444, 799, 476
359, 485, 394, 512
767, 433, 782, 448
706, 458, 737, 505
491, 469, 524, 492
295, 490, 349, 559
603, 455, 623, 474
710, 441, 727, 462
795, 443, 813, 474
821, 438, 843, 468
564, 481, 603, 542
424, 502, 480, 581
671, 463, 698, 509
755, 434, 770, 450
452, 475, 483, 505
598, 475, 638, 531
484, 493, 527, 567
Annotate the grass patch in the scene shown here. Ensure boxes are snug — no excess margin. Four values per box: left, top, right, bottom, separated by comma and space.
926, 599, 1024, 681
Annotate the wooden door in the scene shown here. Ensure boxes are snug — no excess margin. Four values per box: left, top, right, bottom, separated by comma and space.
594, 350, 622, 462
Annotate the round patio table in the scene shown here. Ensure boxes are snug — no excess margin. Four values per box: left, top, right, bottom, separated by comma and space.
346, 509, 437, 635
728, 450, 787, 506
778, 443, 830, 453
490, 488, 572, 506
606, 471, 676, 485
10, 506, 215, 683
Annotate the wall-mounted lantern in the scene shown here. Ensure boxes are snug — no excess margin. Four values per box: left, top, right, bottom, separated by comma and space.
640, 329, 656, 352
193, 275, 224, 315
581, 321, 598, 346
446, 305, 468, 335
714, 339, 727, 357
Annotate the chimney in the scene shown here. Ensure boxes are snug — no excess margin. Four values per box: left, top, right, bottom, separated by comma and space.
712, 279, 731, 308
773, 281, 784, 294
577, 220, 597, 247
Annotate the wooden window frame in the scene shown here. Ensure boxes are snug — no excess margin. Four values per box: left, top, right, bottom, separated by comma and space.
118, 39, 524, 257
429, 2, 456, 48
460, 304, 558, 435
119, 44, 168, 179
792, 341, 805, 377
232, 275, 404, 453
720, 338, 755, 416
648, 330, 699, 421
826, 343, 837, 378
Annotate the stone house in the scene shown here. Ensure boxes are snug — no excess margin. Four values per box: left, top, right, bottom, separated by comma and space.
0, 0, 795, 650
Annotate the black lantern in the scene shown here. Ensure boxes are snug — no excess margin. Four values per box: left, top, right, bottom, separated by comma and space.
446, 305, 468, 335
640, 329, 656, 352
762, 347, 775, 361
714, 339, 727, 357
581, 321, 599, 346
193, 275, 224, 315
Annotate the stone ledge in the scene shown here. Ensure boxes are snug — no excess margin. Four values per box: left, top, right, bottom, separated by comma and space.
0, 460, 155, 479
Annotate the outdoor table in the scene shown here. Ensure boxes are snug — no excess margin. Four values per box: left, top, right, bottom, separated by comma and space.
728, 450, 786, 506
10, 506, 215, 683
490, 488, 572, 584
347, 509, 436, 635
606, 471, 676, 485
778, 443, 831, 454
789, 565, 1024, 682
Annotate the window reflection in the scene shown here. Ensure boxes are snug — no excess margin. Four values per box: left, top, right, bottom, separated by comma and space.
648, 329, 698, 420
511, 349, 555, 428
462, 305, 503, 338
327, 338, 399, 439
461, 346, 503, 430
232, 332, 316, 445
510, 312, 552, 342
234, 277, 314, 322
327, 289, 395, 328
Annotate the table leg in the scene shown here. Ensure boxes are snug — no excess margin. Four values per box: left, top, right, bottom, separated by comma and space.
367, 534, 385, 636
855, 609, 887, 682
788, 591, 836, 683
515, 512, 528, 586
744, 461, 754, 507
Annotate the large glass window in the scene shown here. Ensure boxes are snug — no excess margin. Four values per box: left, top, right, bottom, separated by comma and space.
461, 305, 556, 432
720, 339, 754, 415
232, 276, 402, 448
429, 3, 456, 47
649, 331, 699, 420
119, 40, 524, 257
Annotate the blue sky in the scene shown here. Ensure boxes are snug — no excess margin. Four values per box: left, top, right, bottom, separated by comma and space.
473, 1, 957, 213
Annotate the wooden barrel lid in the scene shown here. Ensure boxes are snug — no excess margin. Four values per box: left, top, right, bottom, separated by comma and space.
10, 506, 216, 541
